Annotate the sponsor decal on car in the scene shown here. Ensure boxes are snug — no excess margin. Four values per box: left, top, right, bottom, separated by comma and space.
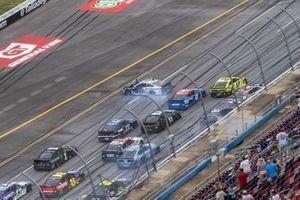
0, 35, 64, 68
79, 0, 138, 13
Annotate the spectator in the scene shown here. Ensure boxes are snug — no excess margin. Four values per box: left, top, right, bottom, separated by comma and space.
276, 130, 289, 151
238, 168, 248, 190
240, 155, 252, 174
295, 86, 300, 109
215, 188, 227, 200
271, 190, 281, 200
265, 159, 278, 180
241, 190, 254, 200
256, 157, 266, 172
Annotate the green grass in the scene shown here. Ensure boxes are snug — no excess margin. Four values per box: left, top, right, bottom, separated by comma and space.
0, 0, 26, 15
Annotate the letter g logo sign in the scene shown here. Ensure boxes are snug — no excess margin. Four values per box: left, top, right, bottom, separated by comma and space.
0, 43, 36, 59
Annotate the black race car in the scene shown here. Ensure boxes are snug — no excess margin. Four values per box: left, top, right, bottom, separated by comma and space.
40, 171, 85, 198
102, 137, 144, 161
142, 110, 181, 133
97, 119, 138, 142
34, 146, 77, 171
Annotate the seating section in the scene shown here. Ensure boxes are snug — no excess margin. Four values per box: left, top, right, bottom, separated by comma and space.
189, 110, 300, 200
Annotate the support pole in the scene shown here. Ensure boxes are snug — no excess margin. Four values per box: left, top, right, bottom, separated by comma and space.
65, 145, 97, 198
21, 172, 47, 200
142, 95, 176, 157
180, 72, 210, 132
267, 17, 293, 70
280, 9, 300, 38
237, 33, 267, 89
123, 108, 157, 172
210, 52, 240, 109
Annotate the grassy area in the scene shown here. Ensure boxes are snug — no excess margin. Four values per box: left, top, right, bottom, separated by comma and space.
0, 0, 26, 15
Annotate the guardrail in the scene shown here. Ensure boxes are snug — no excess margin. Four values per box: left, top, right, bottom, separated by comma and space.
0, 0, 51, 31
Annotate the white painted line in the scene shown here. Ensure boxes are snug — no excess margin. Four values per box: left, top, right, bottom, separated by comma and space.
277, 17, 299, 33
54, 76, 67, 83
2, 104, 16, 112
17, 97, 28, 104
237, 3, 279, 33
43, 83, 54, 89
30, 90, 42, 96
163, 65, 188, 82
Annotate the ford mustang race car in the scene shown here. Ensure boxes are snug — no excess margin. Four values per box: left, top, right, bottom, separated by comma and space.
0, 182, 32, 200
168, 89, 206, 110
98, 119, 138, 142
40, 171, 85, 197
34, 146, 77, 171
117, 143, 160, 169
142, 110, 181, 133
102, 137, 144, 161
122, 78, 173, 95
210, 77, 247, 97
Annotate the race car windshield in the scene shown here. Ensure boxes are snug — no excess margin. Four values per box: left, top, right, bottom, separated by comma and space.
121, 150, 136, 158
103, 124, 120, 132
214, 82, 227, 87
39, 151, 54, 160
45, 177, 61, 187
107, 143, 121, 150
145, 115, 160, 123
173, 94, 188, 100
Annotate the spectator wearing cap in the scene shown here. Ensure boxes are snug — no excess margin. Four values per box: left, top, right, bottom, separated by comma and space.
265, 159, 278, 180
240, 155, 252, 174
276, 129, 288, 151
256, 157, 266, 173
238, 168, 248, 190
215, 188, 227, 200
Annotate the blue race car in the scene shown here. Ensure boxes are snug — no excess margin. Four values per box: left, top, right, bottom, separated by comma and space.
0, 182, 32, 200
117, 143, 160, 169
168, 89, 206, 110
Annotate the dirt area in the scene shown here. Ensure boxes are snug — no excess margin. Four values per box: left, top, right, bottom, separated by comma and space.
126, 69, 300, 200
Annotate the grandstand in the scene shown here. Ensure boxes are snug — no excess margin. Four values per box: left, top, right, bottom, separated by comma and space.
189, 110, 300, 200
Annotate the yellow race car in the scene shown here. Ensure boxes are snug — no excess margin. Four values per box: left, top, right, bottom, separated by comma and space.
210, 77, 247, 97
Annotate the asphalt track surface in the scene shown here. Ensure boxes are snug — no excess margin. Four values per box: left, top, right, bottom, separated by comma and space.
0, 0, 300, 199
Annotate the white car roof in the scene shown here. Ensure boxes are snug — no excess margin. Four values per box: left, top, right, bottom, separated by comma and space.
140, 79, 163, 86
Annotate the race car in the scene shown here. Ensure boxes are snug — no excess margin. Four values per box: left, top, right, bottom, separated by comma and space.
168, 89, 206, 110
227, 84, 263, 104
97, 119, 138, 142
122, 78, 173, 96
117, 143, 160, 169
142, 110, 181, 133
34, 146, 77, 171
81, 178, 130, 199
101, 137, 144, 161
40, 171, 85, 198
0, 182, 32, 200
210, 77, 247, 97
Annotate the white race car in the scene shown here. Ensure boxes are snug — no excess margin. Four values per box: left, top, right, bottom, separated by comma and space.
122, 78, 173, 95
0, 182, 32, 200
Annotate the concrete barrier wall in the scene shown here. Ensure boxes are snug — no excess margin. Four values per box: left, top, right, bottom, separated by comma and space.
223, 94, 294, 153
0, 0, 51, 31
154, 94, 294, 200
154, 158, 212, 200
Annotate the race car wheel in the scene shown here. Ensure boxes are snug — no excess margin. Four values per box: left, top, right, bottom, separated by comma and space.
26, 184, 33, 193
124, 90, 131, 95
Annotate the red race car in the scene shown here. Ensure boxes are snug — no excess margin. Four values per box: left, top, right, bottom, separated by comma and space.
40, 171, 85, 197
